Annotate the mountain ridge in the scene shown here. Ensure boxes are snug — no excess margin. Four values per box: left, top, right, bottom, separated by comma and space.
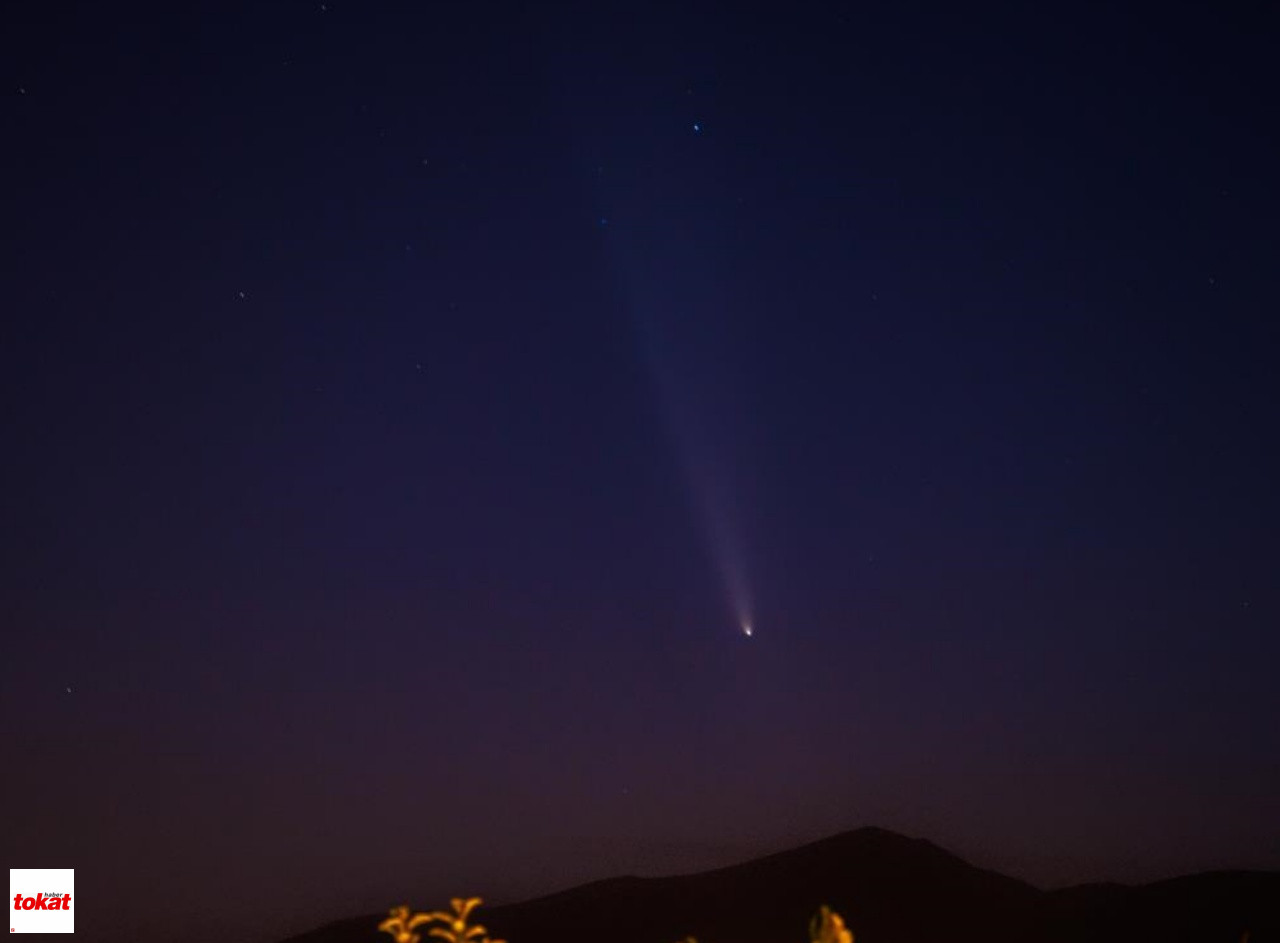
279, 827, 1279, 943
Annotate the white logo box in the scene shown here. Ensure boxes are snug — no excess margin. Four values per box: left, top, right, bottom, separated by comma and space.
10, 869, 74, 934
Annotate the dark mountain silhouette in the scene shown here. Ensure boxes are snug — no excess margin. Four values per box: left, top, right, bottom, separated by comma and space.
279, 827, 1279, 943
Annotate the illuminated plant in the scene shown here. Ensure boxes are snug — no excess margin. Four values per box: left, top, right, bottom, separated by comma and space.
378, 906, 436, 943
424, 897, 505, 943
809, 905, 854, 943
380, 898, 504, 943
388, 896, 854, 943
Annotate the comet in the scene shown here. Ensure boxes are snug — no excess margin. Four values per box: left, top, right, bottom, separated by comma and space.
590, 162, 755, 641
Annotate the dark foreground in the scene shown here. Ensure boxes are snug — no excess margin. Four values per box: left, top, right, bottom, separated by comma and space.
282, 828, 1279, 943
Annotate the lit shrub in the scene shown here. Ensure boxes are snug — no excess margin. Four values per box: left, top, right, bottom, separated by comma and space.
379, 897, 853, 943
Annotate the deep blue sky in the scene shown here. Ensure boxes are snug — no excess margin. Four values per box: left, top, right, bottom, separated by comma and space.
3, 4, 1277, 942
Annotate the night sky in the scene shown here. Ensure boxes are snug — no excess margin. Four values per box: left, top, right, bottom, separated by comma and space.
4, 4, 1278, 942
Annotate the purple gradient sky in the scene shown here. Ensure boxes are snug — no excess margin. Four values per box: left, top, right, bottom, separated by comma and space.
3, 4, 1278, 942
